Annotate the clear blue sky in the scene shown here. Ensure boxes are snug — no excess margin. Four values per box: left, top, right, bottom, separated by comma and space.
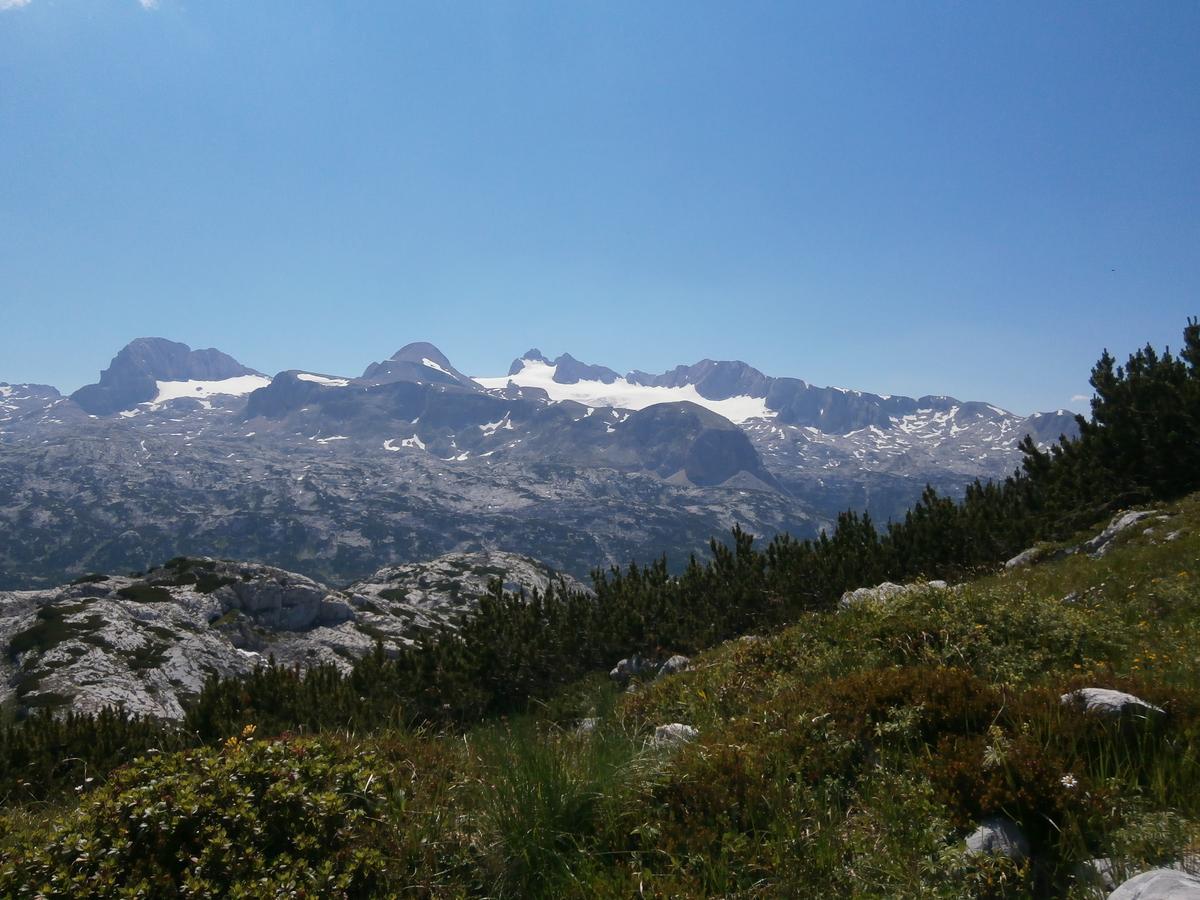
2, 2, 1197, 414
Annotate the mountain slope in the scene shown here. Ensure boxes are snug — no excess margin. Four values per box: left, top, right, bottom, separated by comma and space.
2, 494, 1195, 897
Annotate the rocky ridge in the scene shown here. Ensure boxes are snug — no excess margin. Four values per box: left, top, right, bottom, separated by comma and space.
0, 551, 584, 720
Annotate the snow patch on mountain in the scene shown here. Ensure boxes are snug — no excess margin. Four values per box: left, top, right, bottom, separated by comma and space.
474, 359, 774, 424
149, 375, 272, 405
297, 373, 350, 387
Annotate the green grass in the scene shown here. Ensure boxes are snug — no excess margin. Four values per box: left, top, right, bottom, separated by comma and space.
3, 497, 1200, 896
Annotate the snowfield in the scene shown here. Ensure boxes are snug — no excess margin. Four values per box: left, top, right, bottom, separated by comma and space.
149, 375, 272, 405
297, 373, 351, 387
473, 359, 775, 424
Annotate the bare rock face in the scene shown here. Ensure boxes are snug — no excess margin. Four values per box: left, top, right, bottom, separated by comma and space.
0, 551, 583, 721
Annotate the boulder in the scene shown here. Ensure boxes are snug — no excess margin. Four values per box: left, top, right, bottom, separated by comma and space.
575, 717, 598, 736
1005, 547, 1045, 569
964, 816, 1029, 860
1061, 688, 1164, 718
609, 655, 654, 682
657, 654, 690, 678
653, 723, 699, 747
1109, 868, 1200, 899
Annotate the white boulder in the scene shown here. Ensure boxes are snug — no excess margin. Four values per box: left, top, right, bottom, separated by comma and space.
1109, 868, 1200, 899
1061, 688, 1164, 718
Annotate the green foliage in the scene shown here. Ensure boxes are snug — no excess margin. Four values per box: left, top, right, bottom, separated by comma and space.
471, 717, 642, 897
0, 708, 182, 804
0, 733, 393, 897
115, 584, 173, 603
68, 573, 108, 585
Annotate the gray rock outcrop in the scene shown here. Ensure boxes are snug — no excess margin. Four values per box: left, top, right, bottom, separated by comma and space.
0, 550, 582, 721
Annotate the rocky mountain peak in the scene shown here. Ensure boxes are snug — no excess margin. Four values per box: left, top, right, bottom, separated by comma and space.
69, 338, 260, 416
551, 353, 622, 385
388, 342, 454, 370
505, 349, 550, 376
361, 342, 473, 388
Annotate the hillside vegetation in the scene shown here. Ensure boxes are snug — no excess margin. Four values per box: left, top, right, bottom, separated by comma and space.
1, 320, 1199, 897
2, 496, 1198, 896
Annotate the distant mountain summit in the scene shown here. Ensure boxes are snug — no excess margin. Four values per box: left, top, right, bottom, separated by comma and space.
70, 338, 262, 415
361, 342, 476, 389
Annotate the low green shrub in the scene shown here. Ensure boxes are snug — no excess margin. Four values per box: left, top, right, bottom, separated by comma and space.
0, 733, 394, 898
115, 584, 173, 603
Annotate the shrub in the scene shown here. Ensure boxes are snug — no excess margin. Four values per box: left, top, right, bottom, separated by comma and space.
115, 584, 173, 603
0, 733, 393, 897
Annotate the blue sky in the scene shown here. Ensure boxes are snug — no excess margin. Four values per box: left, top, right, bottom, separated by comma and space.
1, 2, 1197, 414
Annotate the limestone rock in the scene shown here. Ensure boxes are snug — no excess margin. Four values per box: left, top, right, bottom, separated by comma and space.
1083, 510, 1160, 558
657, 654, 691, 678
653, 723, 699, 747
0, 550, 581, 721
609, 655, 655, 682
1109, 868, 1200, 899
964, 816, 1029, 860
838, 579, 947, 610
1005, 546, 1045, 569
1061, 687, 1165, 718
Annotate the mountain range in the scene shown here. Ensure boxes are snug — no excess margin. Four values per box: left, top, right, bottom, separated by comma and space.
0, 338, 1078, 589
